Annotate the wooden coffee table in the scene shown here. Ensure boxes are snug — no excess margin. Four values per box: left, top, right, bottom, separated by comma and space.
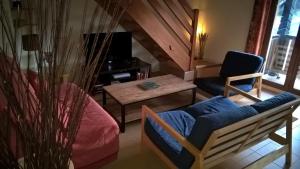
102, 74, 197, 132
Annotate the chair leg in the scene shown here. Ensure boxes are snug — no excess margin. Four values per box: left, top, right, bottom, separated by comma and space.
256, 76, 262, 98
191, 155, 204, 169
224, 80, 230, 97
286, 113, 293, 167
141, 106, 146, 144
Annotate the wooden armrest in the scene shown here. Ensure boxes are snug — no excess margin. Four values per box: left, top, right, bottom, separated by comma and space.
141, 105, 201, 156
224, 73, 263, 98
195, 63, 222, 70
225, 84, 262, 102
194, 63, 222, 79
226, 73, 263, 83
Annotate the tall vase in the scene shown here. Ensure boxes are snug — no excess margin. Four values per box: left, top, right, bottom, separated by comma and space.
198, 33, 208, 59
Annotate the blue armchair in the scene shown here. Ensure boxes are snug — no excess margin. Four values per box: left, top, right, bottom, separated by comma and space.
194, 51, 264, 98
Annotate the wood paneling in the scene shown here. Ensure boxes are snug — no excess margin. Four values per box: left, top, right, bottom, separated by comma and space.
177, 0, 194, 19
95, 0, 199, 71
147, 0, 191, 50
163, 0, 193, 33
125, 0, 191, 71
120, 16, 171, 62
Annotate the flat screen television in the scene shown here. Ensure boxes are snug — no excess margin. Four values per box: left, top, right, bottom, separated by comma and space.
84, 32, 132, 68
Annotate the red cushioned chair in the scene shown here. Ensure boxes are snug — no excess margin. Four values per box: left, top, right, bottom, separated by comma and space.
1, 70, 119, 169
59, 83, 119, 169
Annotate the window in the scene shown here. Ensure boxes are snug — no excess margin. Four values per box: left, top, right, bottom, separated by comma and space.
263, 0, 300, 93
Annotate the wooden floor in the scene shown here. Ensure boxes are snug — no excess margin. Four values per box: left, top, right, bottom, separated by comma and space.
95, 89, 300, 169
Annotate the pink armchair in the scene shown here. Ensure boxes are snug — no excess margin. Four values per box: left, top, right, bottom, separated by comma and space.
1, 71, 119, 169
65, 84, 119, 169
36, 78, 120, 169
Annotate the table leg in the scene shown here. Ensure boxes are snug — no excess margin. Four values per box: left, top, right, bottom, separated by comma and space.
192, 88, 196, 104
102, 90, 107, 106
120, 105, 126, 133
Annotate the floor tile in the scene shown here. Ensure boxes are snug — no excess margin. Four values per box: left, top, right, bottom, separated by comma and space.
249, 139, 272, 151
211, 159, 243, 169
292, 139, 300, 156
293, 108, 300, 118
263, 162, 283, 169
239, 152, 262, 167
276, 127, 286, 136
291, 159, 300, 169
234, 149, 255, 160
292, 119, 300, 128
256, 142, 282, 156
293, 127, 300, 140
273, 153, 299, 167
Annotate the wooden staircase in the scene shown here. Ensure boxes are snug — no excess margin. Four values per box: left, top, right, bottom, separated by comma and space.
96, 0, 199, 71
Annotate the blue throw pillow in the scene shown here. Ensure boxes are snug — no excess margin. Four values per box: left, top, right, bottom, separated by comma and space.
251, 92, 297, 113
185, 96, 239, 118
144, 110, 196, 169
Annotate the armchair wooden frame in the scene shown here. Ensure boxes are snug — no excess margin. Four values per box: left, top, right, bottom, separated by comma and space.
194, 64, 263, 99
141, 87, 300, 169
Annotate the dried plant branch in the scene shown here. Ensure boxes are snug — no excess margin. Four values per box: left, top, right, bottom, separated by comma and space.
0, 0, 131, 168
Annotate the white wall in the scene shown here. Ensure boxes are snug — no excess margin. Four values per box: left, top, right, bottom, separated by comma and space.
187, 0, 255, 63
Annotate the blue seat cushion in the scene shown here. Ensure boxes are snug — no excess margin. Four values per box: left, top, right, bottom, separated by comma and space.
194, 77, 253, 96
251, 92, 297, 113
185, 96, 239, 118
219, 51, 264, 85
144, 110, 196, 169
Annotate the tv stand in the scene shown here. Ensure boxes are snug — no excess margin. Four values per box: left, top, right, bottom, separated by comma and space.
92, 57, 151, 94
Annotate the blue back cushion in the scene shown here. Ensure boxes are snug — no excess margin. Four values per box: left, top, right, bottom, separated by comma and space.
185, 96, 239, 118
178, 106, 258, 168
186, 106, 258, 150
219, 51, 263, 85
251, 92, 297, 113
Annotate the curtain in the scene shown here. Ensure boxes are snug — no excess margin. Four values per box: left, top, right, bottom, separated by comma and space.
245, 0, 278, 55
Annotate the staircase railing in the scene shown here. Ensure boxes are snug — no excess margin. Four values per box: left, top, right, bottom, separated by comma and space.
147, 0, 199, 70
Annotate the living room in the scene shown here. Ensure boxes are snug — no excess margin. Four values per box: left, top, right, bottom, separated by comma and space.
1, 0, 300, 169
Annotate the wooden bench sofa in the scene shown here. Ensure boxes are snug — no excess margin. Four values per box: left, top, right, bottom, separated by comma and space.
141, 91, 300, 169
